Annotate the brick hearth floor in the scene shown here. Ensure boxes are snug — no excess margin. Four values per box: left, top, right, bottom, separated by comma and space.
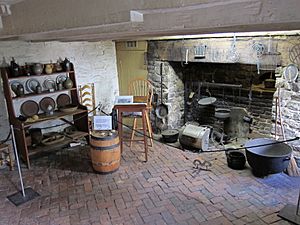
0, 139, 300, 225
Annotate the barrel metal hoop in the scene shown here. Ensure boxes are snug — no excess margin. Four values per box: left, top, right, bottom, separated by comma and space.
91, 142, 120, 150
92, 159, 120, 166
91, 133, 118, 141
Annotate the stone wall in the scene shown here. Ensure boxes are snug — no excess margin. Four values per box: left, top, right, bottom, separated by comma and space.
147, 61, 184, 131
272, 67, 300, 149
0, 41, 119, 140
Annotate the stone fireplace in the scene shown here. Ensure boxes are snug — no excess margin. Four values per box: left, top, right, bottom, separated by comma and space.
147, 35, 300, 152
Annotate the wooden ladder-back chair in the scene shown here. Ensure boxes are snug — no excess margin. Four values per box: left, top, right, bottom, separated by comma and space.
79, 83, 96, 130
128, 78, 153, 147
79, 83, 96, 114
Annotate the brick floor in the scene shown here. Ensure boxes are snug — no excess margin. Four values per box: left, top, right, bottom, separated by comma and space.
0, 138, 299, 225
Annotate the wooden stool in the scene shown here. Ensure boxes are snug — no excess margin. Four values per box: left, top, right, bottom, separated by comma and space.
0, 143, 14, 170
114, 103, 149, 161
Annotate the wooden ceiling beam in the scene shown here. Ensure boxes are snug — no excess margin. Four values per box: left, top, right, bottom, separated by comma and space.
1, 0, 300, 42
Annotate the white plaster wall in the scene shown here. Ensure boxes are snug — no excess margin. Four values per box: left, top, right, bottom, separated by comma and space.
0, 41, 119, 140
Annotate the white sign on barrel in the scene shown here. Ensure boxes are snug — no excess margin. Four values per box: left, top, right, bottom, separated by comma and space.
93, 116, 112, 130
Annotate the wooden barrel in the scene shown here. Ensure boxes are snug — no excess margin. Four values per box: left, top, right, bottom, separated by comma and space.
90, 131, 120, 173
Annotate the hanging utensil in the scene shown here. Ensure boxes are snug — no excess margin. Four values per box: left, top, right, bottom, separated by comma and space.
185, 49, 189, 64
283, 64, 298, 82
252, 42, 265, 74
155, 63, 168, 121
289, 43, 300, 66
197, 82, 202, 100
198, 83, 216, 106
283, 64, 299, 92
227, 33, 240, 62
194, 44, 206, 59
248, 74, 254, 111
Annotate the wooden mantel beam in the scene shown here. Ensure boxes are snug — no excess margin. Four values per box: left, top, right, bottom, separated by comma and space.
0, 0, 300, 41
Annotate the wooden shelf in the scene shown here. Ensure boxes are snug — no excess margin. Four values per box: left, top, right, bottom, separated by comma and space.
7, 70, 74, 80
65, 131, 90, 140
12, 88, 76, 100
28, 131, 89, 157
1, 66, 89, 169
23, 108, 87, 127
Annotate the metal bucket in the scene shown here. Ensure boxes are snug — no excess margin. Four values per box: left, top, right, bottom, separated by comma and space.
179, 124, 210, 151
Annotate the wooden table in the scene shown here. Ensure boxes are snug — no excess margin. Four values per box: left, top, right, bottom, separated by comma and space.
113, 103, 148, 161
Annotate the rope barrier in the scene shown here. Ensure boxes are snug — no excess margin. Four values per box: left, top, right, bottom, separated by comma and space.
100, 109, 300, 154
1, 104, 298, 154
0, 103, 100, 143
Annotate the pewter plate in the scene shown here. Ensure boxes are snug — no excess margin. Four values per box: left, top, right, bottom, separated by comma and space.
56, 93, 71, 108
20, 100, 39, 117
10, 80, 23, 93
283, 64, 298, 82
39, 97, 56, 113
25, 78, 41, 93
56, 74, 68, 84
43, 79, 56, 90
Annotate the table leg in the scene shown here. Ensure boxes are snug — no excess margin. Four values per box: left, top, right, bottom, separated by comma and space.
142, 109, 148, 162
145, 112, 153, 147
118, 110, 123, 153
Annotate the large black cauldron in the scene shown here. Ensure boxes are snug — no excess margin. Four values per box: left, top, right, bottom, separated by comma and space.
245, 138, 292, 177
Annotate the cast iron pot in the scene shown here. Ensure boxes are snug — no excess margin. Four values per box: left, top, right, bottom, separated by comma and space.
244, 138, 292, 177
161, 129, 179, 143
215, 108, 231, 120
226, 150, 246, 170
29, 128, 43, 146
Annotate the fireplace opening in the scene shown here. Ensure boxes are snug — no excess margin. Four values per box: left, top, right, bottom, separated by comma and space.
149, 61, 276, 139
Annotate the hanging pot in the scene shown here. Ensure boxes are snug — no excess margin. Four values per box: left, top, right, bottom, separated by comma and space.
215, 107, 231, 120
198, 97, 216, 106
155, 63, 168, 119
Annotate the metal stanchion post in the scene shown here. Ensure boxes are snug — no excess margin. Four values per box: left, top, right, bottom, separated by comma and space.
6, 125, 40, 206
10, 125, 25, 197
278, 189, 300, 224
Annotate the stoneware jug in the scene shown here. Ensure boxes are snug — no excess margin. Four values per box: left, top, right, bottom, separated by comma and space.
55, 61, 62, 72
45, 64, 53, 74
57, 81, 63, 91
63, 77, 73, 89
10, 57, 20, 77
33, 63, 44, 75
35, 84, 42, 94
24, 63, 31, 76
63, 58, 72, 71
16, 84, 25, 96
